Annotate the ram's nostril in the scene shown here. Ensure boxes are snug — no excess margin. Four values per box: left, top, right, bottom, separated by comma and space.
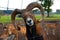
26, 17, 34, 26
28, 20, 31, 23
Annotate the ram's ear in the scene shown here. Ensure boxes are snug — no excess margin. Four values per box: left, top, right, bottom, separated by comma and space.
26, 2, 44, 17
36, 18, 43, 23
11, 9, 22, 23
36, 20, 41, 24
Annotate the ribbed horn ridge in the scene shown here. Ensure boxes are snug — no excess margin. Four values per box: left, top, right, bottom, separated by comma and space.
11, 9, 22, 23
26, 2, 44, 17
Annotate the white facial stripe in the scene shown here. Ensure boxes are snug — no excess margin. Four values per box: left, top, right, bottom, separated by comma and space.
26, 17, 34, 26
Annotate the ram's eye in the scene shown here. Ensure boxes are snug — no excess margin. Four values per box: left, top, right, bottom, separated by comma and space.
26, 17, 34, 26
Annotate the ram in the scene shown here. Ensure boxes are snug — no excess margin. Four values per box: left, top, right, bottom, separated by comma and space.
11, 2, 47, 40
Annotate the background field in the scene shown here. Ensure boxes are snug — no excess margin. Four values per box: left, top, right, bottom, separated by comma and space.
0, 14, 60, 23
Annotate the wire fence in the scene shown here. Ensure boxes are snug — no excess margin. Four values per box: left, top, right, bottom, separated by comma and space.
0, 6, 16, 10
0, 0, 39, 10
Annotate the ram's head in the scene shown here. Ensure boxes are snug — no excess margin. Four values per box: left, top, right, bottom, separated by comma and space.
11, 2, 44, 27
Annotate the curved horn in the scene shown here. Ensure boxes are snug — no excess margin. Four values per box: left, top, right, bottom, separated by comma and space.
11, 9, 22, 23
26, 2, 44, 17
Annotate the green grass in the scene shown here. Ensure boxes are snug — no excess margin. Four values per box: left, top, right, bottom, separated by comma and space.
45, 14, 60, 21
0, 15, 22, 23
35, 14, 60, 21
0, 14, 60, 23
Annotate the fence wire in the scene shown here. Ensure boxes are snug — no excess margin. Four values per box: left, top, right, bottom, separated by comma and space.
0, 6, 15, 10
